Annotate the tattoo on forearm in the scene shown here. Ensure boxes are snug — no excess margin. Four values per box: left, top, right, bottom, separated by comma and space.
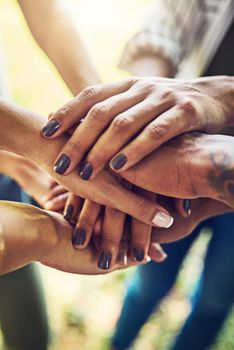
208, 151, 234, 207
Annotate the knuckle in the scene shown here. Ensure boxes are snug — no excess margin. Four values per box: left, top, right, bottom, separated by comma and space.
178, 99, 199, 130
57, 102, 73, 120
160, 88, 175, 100
79, 215, 94, 230
133, 234, 149, 246
80, 85, 97, 99
179, 98, 197, 115
135, 199, 152, 220
139, 82, 156, 96
105, 206, 120, 217
88, 103, 107, 122
145, 122, 168, 139
65, 139, 82, 155
102, 234, 121, 245
112, 115, 132, 132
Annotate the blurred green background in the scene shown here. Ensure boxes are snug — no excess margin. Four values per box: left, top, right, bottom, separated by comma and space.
0, 1, 233, 349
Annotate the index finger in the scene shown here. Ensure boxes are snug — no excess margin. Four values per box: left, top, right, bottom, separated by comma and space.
41, 79, 134, 139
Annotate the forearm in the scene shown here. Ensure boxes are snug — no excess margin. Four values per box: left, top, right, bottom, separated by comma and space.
0, 201, 56, 274
0, 150, 18, 176
0, 98, 156, 220
18, 0, 100, 95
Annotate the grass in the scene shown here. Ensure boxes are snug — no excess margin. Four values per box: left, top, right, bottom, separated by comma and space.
0, 0, 233, 349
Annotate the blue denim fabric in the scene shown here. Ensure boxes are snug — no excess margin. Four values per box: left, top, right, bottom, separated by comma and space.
112, 214, 234, 350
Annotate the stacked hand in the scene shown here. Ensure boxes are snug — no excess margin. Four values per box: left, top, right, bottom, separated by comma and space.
40, 76, 234, 270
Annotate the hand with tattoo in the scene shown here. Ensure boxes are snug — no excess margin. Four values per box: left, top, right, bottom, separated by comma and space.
119, 132, 234, 208
41, 76, 234, 179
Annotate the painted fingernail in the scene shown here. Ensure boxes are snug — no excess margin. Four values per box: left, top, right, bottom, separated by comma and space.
72, 228, 86, 246
146, 255, 152, 262
158, 250, 168, 262
54, 154, 71, 175
64, 204, 74, 221
111, 154, 127, 170
152, 212, 174, 228
80, 162, 93, 181
98, 251, 112, 270
42, 119, 60, 137
133, 248, 145, 262
183, 199, 192, 216
117, 251, 128, 265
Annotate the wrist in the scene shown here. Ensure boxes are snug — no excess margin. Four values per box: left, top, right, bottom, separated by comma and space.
129, 55, 174, 77
192, 76, 234, 128
0, 202, 58, 273
0, 151, 18, 176
190, 133, 234, 206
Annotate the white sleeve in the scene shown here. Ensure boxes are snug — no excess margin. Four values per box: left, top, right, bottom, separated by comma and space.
119, 0, 182, 74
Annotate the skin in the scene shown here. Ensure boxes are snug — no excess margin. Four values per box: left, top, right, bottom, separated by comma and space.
0, 201, 121, 275
17, 0, 100, 95
0, 201, 167, 275
55, 59, 233, 268
0, 150, 69, 211
41, 76, 234, 180
1, 3, 168, 270
151, 197, 232, 244
0, 98, 172, 228
121, 132, 234, 208
68, 56, 174, 268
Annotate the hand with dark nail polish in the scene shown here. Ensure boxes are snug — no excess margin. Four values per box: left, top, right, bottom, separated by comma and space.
111, 154, 127, 170
64, 204, 74, 221
80, 162, 93, 181
98, 251, 112, 270
72, 228, 86, 246
42, 119, 60, 137
133, 248, 145, 262
183, 199, 192, 216
54, 154, 71, 175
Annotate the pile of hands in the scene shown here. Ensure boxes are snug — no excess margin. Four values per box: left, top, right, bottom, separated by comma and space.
10, 77, 234, 275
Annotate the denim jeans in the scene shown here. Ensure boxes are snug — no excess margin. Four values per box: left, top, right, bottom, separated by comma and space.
111, 213, 234, 350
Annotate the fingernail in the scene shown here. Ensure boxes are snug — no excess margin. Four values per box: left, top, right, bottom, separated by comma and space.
183, 199, 192, 216
133, 248, 145, 262
42, 119, 60, 137
117, 251, 128, 265
152, 212, 174, 228
72, 228, 86, 246
111, 154, 127, 170
64, 204, 74, 221
146, 255, 152, 262
98, 251, 112, 270
80, 162, 93, 181
54, 154, 71, 175
158, 250, 168, 262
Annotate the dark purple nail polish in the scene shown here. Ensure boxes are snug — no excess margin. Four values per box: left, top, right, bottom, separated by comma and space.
72, 228, 86, 246
183, 199, 192, 216
111, 154, 127, 170
98, 251, 112, 270
133, 248, 145, 262
80, 162, 93, 181
42, 119, 60, 137
54, 154, 71, 175
117, 251, 127, 265
64, 204, 74, 221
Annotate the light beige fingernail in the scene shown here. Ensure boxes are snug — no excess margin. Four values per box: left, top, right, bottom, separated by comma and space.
152, 212, 174, 228
146, 255, 151, 262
